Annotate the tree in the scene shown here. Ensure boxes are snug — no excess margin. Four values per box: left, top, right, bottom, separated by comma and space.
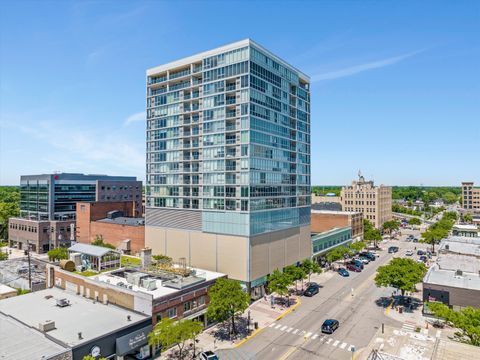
428, 302, 480, 346
47, 247, 68, 261
408, 217, 422, 226
374, 258, 427, 297
325, 246, 351, 264
382, 220, 400, 234
284, 265, 306, 293
148, 318, 202, 359
348, 241, 366, 253
364, 219, 382, 247
421, 212, 456, 252
206, 278, 249, 335
268, 269, 292, 306
0, 248, 8, 261
0, 201, 19, 240
463, 213, 473, 223
83, 356, 107, 360
91, 235, 116, 249
301, 258, 322, 283
443, 191, 458, 204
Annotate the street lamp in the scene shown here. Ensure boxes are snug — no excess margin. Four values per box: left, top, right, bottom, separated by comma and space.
247, 310, 251, 334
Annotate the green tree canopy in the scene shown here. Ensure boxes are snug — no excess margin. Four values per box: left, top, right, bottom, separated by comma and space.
325, 246, 351, 264
428, 302, 480, 346
267, 269, 292, 300
206, 278, 249, 335
374, 258, 427, 296
148, 318, 203, 359
91, 235, 116, 249
47, 247, 68, 262
364, 219, 382, 246
301, 258, 322, 282
421, 212, 456, 252
284, 264, 306, 292
382, 220, 400, 233
463, 213, 473, 223
348, 241, 366, 253
408, 217, 422, 225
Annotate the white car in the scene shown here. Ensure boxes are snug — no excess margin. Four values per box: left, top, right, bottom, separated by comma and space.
405, 250, 414, 256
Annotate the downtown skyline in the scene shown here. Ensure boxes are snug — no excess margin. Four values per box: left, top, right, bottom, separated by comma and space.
1, 1, 479, 186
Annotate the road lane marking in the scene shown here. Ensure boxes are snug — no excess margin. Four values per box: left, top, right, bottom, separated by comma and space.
286, 327, 293, 333
348, 345, 355, 351
312, 334, 318, 339
269, 323, 275, 328
280, 325, 288, 331
340, 342, 347, 349
436, 330, 442, 338
333, 340, 340, 347
326, 338, 332, 344
292, 329, 299, 334
320, 336, 326, 342
305, 332, 312, 338
275, 324, 282, 329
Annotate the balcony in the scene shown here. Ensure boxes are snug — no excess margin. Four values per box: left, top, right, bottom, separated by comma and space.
226, 83, 236, 91
226, 98, 236, 105
226, 111, 236, 119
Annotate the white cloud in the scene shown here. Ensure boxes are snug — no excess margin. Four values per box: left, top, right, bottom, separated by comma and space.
124, 111, 146, 126
311, 49, 425, 82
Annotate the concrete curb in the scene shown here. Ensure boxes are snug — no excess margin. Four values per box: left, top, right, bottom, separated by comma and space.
234, 296, 302, 348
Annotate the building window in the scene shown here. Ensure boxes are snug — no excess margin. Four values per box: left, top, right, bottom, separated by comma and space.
167, 307, 177, 319
156, 313, 162, 323
184, 301, 192, 312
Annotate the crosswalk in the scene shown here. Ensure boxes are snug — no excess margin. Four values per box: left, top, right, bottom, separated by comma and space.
267, 322, 356, 352
401, 321, 416, 332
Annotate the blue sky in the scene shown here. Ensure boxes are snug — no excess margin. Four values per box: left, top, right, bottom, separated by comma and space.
1, 1, 479, 186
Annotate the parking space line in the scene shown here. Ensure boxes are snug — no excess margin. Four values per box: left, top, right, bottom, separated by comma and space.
280, 325, 288, 331
275, 324, 282, 329
286, 327, 293, 333
292, 329, 299, 334
340, 342, 347, 349
332, 340, 340, 347
311, 334, 318, 339
326, 338, 332, 344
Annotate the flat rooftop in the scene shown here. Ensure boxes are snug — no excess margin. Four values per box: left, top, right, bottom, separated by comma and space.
453, 224, 479, 231
311, 209, 360, 216
311, 226, 351, 237
424, 264, 480, 291
0, 313, 68, 360
0, 287, 149, 347
94, 266, 225, 299
438, 239, 480, 257
97, 216, 145, 226
437, 253, 480, 273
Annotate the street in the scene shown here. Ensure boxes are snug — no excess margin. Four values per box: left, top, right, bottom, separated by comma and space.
228, 232, 424, 360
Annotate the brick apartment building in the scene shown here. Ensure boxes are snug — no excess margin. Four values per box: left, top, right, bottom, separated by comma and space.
76, 201, 145, 254
311, 210, 364, 241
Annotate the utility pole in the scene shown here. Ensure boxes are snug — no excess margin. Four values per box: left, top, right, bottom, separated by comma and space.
27, 241, 32, 290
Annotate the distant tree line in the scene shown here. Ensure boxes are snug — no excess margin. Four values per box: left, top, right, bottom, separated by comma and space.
0, 186, 20, 240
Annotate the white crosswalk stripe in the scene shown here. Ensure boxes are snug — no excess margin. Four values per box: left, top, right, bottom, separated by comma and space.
436, 330, 442, 338
267, 324, 355, 352
402, 323, 416, 332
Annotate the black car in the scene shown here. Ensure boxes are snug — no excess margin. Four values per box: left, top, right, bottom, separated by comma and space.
417, 250, 425, 255
360, 251, 376, 261
338, 268, 350, 277
388, 246, 399, 253
321, 319, 339, 334
304, 284, 320, 297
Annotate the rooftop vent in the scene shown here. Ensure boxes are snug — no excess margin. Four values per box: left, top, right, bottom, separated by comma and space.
38, 320, 55, 332
455, 269, 463, 277
56, 298, 70, 307
445, 244, 449, 250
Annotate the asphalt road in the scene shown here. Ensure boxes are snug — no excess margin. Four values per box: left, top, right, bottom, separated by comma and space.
232, 238, 421, 360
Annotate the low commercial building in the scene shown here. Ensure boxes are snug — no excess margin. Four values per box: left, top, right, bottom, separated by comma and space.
0, 287, 152, 360
423, 236, 480, 309
76, 201, 145, 254
311, 226, 352, 260
0, 284, 17, 299
0, 257, 46, 291
311, 193, 341, 204
311, 210, 363, 241
452, 224, 479, 237
46, 261, 226, 327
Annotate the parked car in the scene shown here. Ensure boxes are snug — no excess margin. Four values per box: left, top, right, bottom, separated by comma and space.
321, 319, 339, 334
200, 351, 219, 360
357, 257, 370, 264
412, 238, 419, 243
419, 255, 428, 262
417, 250, 425, 256
388, 246, 399, 254
360, 251, 376, 261
351, 259, 364, 269
304, 284, 320, 297
405, 250, 414, 256
346, 263, 362, 272
338, 268, 350, 277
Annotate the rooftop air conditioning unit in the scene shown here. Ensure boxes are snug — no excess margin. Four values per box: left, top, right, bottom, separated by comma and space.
56, 298, 70, 307
455, 269, 463, 277
38, 320, 56, 332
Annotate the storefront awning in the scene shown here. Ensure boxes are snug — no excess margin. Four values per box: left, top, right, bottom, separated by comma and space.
115, 325, 152, 356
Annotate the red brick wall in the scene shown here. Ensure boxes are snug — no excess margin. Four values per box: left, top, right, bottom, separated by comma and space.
89, 221, 145, 254
311, 213, 349, 233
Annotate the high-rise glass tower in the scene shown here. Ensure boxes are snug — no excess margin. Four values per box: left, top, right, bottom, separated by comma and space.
145, 39, 311, 295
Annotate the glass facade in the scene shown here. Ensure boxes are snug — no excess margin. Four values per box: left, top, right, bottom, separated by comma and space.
20, 180, 49, 220
312, 227, 352, 256
146, 41, 311, 236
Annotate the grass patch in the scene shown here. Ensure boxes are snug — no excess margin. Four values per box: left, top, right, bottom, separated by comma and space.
16, 288, 31, 296
121, 255, 142, 267
75, 270, 98, 277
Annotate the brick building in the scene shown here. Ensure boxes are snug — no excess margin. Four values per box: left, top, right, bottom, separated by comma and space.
76, 201, 145, 254
46, 262, 226, 327
311, 210, 364, 241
